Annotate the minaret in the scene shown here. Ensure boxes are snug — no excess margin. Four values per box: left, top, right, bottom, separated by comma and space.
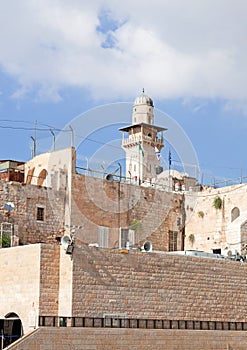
120, 90, 166, 184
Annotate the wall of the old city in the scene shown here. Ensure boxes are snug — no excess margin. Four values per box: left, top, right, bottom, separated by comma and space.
71, 174, 184, 251
7, 327, 247, 350
3, 242, 246, 326
39, 244, 60, 317
72, 245, 247, 322
185, 184, 247, 255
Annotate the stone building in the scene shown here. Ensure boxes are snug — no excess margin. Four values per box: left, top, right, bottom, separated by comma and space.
184, 183, 247, 257
0, 160, 24, 183
1, 92, 247, 349
2, 243, 247, 349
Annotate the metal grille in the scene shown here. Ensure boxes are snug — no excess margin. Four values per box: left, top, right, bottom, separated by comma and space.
98, 226, 109, 248
169, 230, 178, 251
0, 223, 13, 248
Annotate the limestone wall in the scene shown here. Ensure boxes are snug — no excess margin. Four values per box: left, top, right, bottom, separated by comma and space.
24, 147, 75, 189
71, 174, 184, 251
72, 245, 247, 322
0, 244, 41, 333
185, 184, 247, 255
7, 326, 247, 350
39, 244, 60, 317
0, 180, 65, 245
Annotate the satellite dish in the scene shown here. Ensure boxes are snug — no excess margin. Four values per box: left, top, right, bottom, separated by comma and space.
4, 202, 15, 212
61, 235, 71, 250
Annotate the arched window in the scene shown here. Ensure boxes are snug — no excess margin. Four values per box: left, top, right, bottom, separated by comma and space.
37, 169, 48, 186
231, 207, 240, 222
26, 167, 35, 184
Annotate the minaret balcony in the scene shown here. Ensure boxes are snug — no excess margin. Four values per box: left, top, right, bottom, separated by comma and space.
122, 135, 164, 147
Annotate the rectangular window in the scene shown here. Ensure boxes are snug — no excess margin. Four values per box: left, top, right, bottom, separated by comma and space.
0, 223, 13, 248
37, 207, 44, 221
98, 226, 109, 248
121, 228, 135, 249
213, 248, 221, 255
121, 228, 129, 248
169, 230, 178, 251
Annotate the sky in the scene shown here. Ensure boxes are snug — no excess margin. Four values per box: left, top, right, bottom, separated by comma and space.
0, 0, 247, 186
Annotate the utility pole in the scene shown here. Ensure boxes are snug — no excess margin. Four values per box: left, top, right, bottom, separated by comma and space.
168, 148, 171, 191
118, 163, 122, 249
50, 129, 55, 151
30, 136, 36, 158
69, 125, 74, 147
34, 120, 37, 157
30, 120, 37, 158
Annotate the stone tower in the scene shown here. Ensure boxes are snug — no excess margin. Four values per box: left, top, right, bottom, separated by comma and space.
120, 90, 166, 184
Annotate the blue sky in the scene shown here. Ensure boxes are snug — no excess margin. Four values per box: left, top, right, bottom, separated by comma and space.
0, 1, 247, 186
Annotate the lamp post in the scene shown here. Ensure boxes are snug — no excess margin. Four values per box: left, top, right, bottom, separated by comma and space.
50, 129, 55, 151
117, 163, 122, 247
30, 136, 36, 158
69, 125, 74, 147
105, 163, 122, 248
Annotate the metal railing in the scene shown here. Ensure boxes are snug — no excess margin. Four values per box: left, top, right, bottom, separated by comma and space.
38, 316, 247, 331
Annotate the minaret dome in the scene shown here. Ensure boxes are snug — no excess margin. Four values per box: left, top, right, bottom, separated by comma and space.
132, 89, 154, 125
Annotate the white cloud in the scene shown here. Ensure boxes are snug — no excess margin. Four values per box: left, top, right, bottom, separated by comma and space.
0, 0, 247, 105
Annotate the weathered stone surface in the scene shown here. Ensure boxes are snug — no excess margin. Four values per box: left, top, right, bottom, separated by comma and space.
8, 327, 247, 350
72, 246, 247, 323
71, 174, 184, 250
0, 180, 65, 245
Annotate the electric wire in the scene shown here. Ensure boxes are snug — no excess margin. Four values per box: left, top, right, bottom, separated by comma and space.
0, 119, 246, 191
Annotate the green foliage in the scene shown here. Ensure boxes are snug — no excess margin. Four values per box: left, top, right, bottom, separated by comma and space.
188, 233, 195, 243
213, 196, 222, 210
0, 233, 11, 248
129, 220, 142, 232
198, 211, 204, 218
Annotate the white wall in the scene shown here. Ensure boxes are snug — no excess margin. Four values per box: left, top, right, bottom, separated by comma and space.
0, 244, 41, 333
185, 184, 247, 255
25, 147, 75, 189
25, 147, 76, 228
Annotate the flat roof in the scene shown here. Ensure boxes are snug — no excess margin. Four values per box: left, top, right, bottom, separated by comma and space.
119, 122, 167, 133
0, 160, 25, 165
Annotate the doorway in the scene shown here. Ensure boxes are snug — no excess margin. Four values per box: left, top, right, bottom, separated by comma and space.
0, 313, 23, 349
